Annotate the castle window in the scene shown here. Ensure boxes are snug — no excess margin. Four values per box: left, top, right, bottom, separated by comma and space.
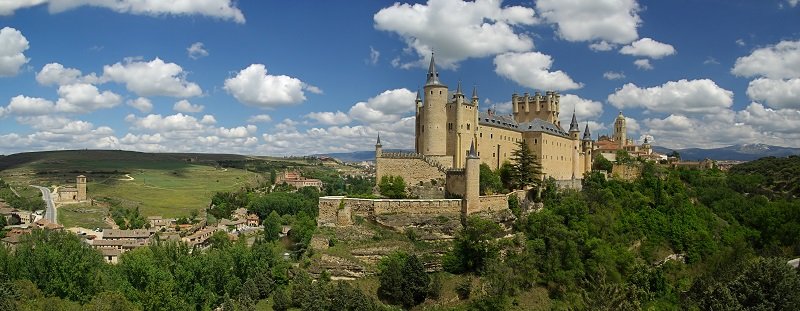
439, 91, 442, 94
467, 124, 470, 130
534, 139, 537, 144
479, 133, 482, 138
492, 153, 495, 157
490, 134, 493, 139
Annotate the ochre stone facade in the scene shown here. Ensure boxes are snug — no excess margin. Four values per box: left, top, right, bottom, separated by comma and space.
383, 53, 593, 183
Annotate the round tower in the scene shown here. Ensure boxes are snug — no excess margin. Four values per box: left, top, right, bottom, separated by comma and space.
582, 123, 593, 173
414, 90, 422, 153
375, 134, 383, 158
464, 141, 480, 215
421, 53, 448, 156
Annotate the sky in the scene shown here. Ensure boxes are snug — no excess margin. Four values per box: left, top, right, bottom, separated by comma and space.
0, 0, 799, 156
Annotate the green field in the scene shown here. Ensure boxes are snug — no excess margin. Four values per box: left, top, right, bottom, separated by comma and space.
0, 150, 263, 219
90, 164, 256, 218
57, 203, 110, 229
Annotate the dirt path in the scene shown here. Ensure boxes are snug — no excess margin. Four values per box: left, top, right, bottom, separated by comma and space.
118, 174, 135, 181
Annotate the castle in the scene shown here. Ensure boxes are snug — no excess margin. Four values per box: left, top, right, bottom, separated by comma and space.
377, 53, 594, 192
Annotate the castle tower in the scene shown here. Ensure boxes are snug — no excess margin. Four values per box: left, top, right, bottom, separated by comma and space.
642, 136, 652, 155
414, 90, 422, 153
568, 110, 580, 139
471, 85, 479, 106
375, 134, 383, 158
582, 123, 593, 173
77, 175, 87, 201
613, 111, 627, 148
420, 53, 448, 156
512, 91, 561, 125
464, 141, 480, 215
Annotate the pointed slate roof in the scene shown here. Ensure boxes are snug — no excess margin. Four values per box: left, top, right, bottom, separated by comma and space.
467, 140, 478, 159
583, 123, 591, 140
569, 109, 580, 132
425, 52, 442, 86
376, 134, 382, 146
472, 85, 478, 99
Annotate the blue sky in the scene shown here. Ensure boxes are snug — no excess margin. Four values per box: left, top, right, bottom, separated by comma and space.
1, 0, 799, 155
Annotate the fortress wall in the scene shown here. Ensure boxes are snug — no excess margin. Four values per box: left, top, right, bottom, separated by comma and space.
373, 199, 461, 215
318, 196, 462, 227
376, 157, 445, 187
318, 197, 343, 227
445, 171, 466, 198
612, 164, 641, 181
473, 195, 509, 214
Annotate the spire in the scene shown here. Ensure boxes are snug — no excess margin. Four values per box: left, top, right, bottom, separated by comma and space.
455, 80, 463, 95
617, 111, 625, 120
583, 122, 591, 140
376, 133, 382, 146
425, 52, 441, 86
467, 140, 478, 159
415, 89, 421, 102
643, 136, 649, 144
569, 109, 580, 132
472, 85, 478, 99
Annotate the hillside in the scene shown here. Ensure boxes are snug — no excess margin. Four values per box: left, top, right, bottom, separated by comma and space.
653, 144, 800, 161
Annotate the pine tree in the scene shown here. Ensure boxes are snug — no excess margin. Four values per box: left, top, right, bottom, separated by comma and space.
510, 140, 543, 190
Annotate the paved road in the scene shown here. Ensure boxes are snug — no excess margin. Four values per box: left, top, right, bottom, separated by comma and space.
31, 186, 56, 223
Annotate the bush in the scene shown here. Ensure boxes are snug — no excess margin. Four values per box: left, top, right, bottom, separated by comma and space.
378, 176, 406, 199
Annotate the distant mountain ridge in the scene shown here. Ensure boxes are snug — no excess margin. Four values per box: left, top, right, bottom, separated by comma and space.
653, 144, 800, 161
318, 144, 800, 163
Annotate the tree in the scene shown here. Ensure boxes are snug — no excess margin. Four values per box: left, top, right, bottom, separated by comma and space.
615, 150, 634, 164
378, 176, 406, 199
377, 252, 430, 308
479, 163, 503, 195
443, 216, 503, 274
263, 211, 282, 242
497, 161, 514, 191
509, 140, 543, 191
593, 154, 613, 171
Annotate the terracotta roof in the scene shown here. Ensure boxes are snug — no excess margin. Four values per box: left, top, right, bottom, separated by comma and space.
103, 229, 152, 239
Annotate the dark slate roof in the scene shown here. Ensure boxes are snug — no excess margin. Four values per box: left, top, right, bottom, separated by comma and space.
478, 112, 569, 137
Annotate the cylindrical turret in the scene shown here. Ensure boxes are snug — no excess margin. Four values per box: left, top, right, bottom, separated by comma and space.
421, 54, 448, 156
464, 141, 480, 215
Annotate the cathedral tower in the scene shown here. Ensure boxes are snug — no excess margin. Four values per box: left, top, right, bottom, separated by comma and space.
613, 111, 627, 148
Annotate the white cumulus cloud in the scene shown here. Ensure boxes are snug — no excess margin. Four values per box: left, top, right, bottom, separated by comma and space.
54, 83, 122, 113
732, 40, 800, 79
0, 27, 30, 77
187, 42, 209, 59
374, 0, 537, 68
306, 111, 352, 126
633, 59, 652, 70
603, 71, 625, 80
224, 64, 315, 109
608, 79, 734, 115
348, 88, 416, 124
103, 57, 202, 98
4, 95, 55, 116
173, 99, 204, 113
36, 63, 99, 86
536, 0, 641, 44
746, 78, 800, 109
126, 97, 153, 113
494, 52, 582, 91
0, 0, 245, 23
558, 94, 604, 125
619, 38, 676, 59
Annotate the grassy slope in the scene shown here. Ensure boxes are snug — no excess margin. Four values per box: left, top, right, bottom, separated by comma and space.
0, 150, 260, 218
57, 203, 110, 229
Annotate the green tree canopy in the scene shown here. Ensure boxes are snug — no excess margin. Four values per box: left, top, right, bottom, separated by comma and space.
509, 139, 543, 191
378, 175, 406, 199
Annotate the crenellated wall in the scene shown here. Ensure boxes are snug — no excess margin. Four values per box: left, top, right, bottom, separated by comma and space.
474, 195, 508, 214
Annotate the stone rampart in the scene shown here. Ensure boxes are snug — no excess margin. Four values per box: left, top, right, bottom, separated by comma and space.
376, 155, 445, 187
612, 163, 641, 181
318, 196, 462, 227
474, 195, 509, 214
444, 170, 466, 198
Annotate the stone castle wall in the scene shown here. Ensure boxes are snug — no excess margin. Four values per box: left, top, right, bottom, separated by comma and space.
318, 196, 462, 227
376, 155, 445, 187
612, 163, 642, 181
444, 170, 466, 198
475, 195, 508, 214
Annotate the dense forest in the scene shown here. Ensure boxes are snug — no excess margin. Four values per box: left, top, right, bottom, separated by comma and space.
2, 156, 800, 310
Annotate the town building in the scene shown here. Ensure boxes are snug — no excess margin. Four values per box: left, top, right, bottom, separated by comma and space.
55, 175, 87, 202
275, 170, 323, 189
